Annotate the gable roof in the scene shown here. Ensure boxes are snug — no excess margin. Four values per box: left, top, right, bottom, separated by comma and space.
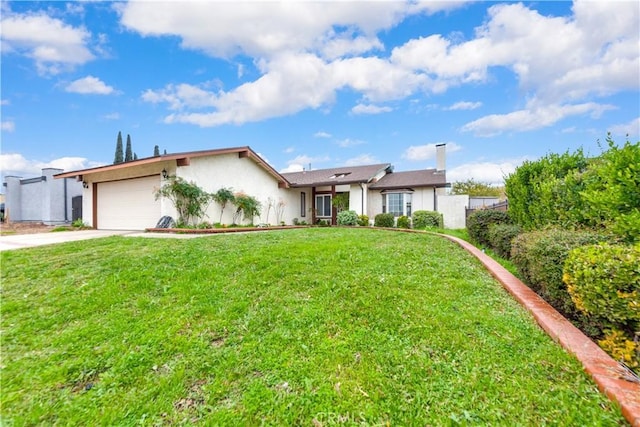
369, 168, 447, 190
55, 146, 290, 188
281, 164, 392, 187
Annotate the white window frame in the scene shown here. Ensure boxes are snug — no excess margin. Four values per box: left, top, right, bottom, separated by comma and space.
383, 191, 413, 217
315, 194, 332, 217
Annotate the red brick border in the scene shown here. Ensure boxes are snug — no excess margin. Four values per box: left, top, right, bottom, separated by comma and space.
439, 233, 640, 426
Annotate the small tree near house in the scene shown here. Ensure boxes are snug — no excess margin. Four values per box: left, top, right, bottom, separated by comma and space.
154, 176, 213, 227
233, 192, 261, 225
212, 187, 235, 224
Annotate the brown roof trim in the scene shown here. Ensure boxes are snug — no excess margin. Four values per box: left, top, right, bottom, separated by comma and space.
54, 146, 290, 188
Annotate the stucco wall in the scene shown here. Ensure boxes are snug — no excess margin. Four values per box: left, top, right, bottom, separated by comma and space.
437, 194, 469, 229
3, 169, 82, 224
177, 154, 297, 225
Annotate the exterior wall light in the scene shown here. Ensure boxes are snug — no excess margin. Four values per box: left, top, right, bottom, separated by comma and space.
162, 169, 169, 179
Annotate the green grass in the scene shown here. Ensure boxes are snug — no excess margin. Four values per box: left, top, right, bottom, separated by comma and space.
1, 228, 623, 425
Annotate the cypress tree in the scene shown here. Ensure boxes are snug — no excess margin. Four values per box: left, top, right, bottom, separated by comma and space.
133, 153, 138, 160
163, 149, 167, 155
114, 131, 124, 164
154, 145, 160, 157
125, 134, 133, 162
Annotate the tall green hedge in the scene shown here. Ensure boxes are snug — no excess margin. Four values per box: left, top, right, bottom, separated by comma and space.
564, 243, 639, 368
467, 210, 511, 247
504, 136, 639, 243
510, 228, 610, 332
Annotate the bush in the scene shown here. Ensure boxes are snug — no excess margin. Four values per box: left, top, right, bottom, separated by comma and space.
357, 214, 369, 227
487, 223, 522, 259
412, 210, 443, 229
564, 243, 640, 369
564, 244, 639, 328
511, 228, 610, 321
337, 210, 358, 226
397, 215, 410, 229
467, 210, 511, 246
374, 213, 394, 228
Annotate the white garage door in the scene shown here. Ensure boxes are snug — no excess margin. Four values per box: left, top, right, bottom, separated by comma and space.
97, 176, 161, 230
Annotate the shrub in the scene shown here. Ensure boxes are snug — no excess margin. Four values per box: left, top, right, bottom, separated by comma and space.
412, 210, 443, 229
511, 228, 610, 320
598, 329, 638, 369
337, 210, 358, 226
374, 213, 394, 228
317, 219, 330, 227
197, 221, 214, 229
564, 244, 639, 329
487, 223, 522, 259
357, 214, 369, 227
466, 210, 511, 246
579, 138, 640, 243
397, 215, 410, 229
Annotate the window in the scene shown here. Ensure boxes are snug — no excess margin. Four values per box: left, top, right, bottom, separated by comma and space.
300, 192, 306, 217
315, 194, 332, 217
383, 192, 412, 217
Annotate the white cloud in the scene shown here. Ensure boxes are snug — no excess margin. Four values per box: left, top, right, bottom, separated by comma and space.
351, 104, 393, 115
608, 117, 640, 137
461, 102, 615, 137
280, 164, 304, 173
402, 142, 462, 161
1, 10, 95, 75
343, 153, 379, 166
314, 131, 332, 138
447, 158, 529, 187
119, 1, 459, 60
1, 121, 15, 132
283, 146, 295, 154
446, 101, 482, 111
103, 112, 120, 120
336, 138, 365, 148
132, 1, 636, 131
1, 99, 10, 106
65, 75, 115, 95
0, 153, 103, 177
281, 154, 331, 173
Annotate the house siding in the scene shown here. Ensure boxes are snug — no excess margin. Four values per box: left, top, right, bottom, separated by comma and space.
177, 154, 297, 225
3, 169, 82, 225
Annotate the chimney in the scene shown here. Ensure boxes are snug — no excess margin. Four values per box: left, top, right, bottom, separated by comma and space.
436, 143, 446, 172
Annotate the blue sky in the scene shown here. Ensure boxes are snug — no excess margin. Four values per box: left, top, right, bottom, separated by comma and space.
1, 0, 638, 186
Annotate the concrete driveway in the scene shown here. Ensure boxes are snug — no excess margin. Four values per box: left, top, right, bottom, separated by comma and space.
0, 230, 136, 251
0, 230, 213, 251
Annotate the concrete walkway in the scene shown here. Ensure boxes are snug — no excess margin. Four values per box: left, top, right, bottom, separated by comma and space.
0, 229, 233, 251
0, 230, 136, 251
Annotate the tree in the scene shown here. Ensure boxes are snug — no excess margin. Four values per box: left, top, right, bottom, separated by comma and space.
451, 179, 502, 197
332, 193, 349, 212
212, 187, 235, 223
113, 131, 124, 164
232, 192, 261, 225
154, 145, 160, 157
125, 134, 133, 162
154, 176, 213, 227
133, 153, 138, 160
163, 149, 167, 155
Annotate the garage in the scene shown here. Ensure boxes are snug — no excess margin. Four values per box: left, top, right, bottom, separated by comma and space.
96, 175, 161, 230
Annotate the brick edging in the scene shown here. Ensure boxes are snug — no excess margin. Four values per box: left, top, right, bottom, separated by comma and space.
437, 233, 640, 426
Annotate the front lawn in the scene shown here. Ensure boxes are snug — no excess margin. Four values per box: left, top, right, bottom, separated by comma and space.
0, 228, 624, 425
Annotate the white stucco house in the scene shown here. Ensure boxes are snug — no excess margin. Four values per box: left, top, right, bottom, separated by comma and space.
55, 145, 451, 230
